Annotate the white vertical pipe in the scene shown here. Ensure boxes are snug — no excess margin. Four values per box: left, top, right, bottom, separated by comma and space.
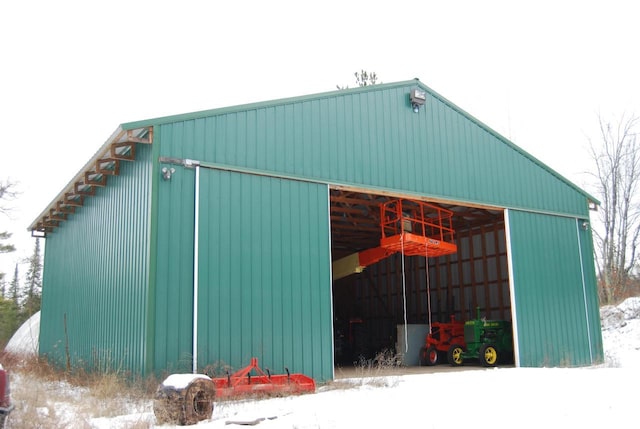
576, 219, 594, 364
192, 165, 200, 374
504, 209, 520, 367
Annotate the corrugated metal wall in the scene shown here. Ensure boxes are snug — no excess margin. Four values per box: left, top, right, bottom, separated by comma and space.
150, 158, 333, 379
126, 81, 591, 219
507, 210, 603, 366
150, 135, 196, 373
40, 143, 153, 373
197, 169, 333, 380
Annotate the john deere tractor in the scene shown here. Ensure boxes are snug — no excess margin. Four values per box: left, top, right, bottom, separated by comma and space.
447, 308, 513, 367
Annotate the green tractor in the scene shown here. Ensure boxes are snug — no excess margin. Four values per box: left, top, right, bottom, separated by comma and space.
447, 308, 514, 367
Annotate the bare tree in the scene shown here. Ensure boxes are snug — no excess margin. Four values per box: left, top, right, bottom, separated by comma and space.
0, 179, 18, 217
0, 180, 18, 280
589, 113, 640, 304
354, 70, 378, 87
337, 70, 380, 90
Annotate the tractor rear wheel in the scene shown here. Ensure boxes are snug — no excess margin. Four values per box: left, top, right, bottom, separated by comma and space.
447, 344, 465, 366
480, 344, 499, 367
419, 346, 439, 366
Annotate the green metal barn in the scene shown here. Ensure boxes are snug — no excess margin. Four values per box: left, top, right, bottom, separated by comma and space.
30, 79, 603, 381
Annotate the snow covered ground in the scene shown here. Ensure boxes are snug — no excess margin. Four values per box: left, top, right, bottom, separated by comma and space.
4, 298, 640, 428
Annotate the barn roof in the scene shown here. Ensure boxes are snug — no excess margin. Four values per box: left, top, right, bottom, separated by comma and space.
28, 79, 598, 235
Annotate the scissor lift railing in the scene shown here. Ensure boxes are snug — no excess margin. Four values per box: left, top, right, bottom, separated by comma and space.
379, 199, 457, 257
332, 198, 458, 280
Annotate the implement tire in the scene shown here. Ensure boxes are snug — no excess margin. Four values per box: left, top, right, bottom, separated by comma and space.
154, 377, 215, 425
184, 378, 215, 425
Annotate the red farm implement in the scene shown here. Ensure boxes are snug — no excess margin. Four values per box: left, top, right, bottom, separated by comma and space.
154, 357, 315, 425
419, 316, 466, 366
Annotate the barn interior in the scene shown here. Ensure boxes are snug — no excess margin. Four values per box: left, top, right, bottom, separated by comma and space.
329, 188, 512, 366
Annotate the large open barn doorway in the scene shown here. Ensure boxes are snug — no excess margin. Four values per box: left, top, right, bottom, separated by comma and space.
329, 188, 512, 368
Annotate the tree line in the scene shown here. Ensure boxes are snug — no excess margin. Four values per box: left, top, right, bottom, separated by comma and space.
1, 180, 42, 347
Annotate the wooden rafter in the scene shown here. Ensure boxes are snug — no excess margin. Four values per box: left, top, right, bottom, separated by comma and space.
64, 193, 85, 206
84, 172, 107, 187
96, 158, 120, 176
110, 142, 136, 161
28, 126, 153, 236
329, 189, 502, 260
74, 182, 96, 196
125, 128, 153, 144
49, 209, 67, 222
56, 201, 76, 214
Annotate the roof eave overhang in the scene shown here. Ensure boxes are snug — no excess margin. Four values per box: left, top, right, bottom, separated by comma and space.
28, 125, 153, 236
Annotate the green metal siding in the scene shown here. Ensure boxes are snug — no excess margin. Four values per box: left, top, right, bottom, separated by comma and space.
124, 81, 593, 218
151, 130, 197, 373
507, 210, 603, 366
197, 169, 333, 380
150, 162, 333, 380
40, 143, 153, 373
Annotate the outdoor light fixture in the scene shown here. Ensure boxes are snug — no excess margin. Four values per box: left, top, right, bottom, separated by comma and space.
161, 167, 175, 180
410, 88, 426, 113
582, 221, 590, 231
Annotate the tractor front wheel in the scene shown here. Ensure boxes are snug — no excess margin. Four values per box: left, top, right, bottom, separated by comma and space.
447, 344, 465, 366
480, 344, 499, 367
419, 346, 439, 366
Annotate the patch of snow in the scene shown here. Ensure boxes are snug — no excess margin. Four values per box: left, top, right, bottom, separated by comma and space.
161, 373, 211, 390
3, 299, 640, 428
90, 411, 156, 429
600, 297, 640, 330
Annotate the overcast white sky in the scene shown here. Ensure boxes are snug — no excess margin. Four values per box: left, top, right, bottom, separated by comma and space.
1, 0, 639, 279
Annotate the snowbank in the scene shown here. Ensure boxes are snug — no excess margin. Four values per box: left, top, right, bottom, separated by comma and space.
600, 297, 640, 367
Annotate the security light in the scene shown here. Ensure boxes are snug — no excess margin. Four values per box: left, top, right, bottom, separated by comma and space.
410, 88, 426, 113
161, 167, 176, 180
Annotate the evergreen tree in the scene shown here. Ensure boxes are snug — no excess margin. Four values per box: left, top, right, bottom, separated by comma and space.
0, 178, 20, 346
0, 296, 19, 348
1, 179, 17, 304
0, 265, 20, 347
23, 238, 42, 318
10, 264, 19, 304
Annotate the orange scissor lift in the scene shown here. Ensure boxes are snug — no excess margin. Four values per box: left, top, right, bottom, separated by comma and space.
333, 199, 458, 279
